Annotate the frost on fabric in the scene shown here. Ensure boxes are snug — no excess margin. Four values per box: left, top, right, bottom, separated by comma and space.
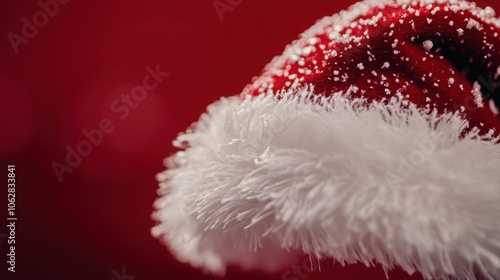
153, 87, 500, 280
243, 0, 500, 125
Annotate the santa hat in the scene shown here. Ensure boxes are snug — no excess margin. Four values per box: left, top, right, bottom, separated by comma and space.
152, 0, 500, 279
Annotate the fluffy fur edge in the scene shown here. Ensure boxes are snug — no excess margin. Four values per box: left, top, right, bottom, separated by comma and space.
152, 87, 500, 280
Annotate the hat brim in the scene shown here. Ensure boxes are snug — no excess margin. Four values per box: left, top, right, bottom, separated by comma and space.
152, 86, 500, 280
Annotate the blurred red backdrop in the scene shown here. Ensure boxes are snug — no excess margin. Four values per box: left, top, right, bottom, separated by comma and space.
1, 1, 499, 280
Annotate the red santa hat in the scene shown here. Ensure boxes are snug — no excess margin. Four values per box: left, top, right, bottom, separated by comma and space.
152, 0, 500, 279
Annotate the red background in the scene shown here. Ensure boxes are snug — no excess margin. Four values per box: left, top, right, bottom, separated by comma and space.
1, 1, 499, 280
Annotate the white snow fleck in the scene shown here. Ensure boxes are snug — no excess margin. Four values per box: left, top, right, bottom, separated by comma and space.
466, 19, 482, 30
341, 73, 349, 82
449, 21, 454, 26
357, 63, 365, 70
392, 39, 399, 48
308, 38, 319, 45
472, 81, 484, 108
423, 40, 434, 51
448, 78, 455, 85
457, 28, 464, 36
290, 54, 299, 62
302, 46, 314, 55
484, 6, 496, 17
382, 62, 390, 69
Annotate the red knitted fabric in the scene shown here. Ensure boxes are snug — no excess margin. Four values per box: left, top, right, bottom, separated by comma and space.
245, 0, 500, 135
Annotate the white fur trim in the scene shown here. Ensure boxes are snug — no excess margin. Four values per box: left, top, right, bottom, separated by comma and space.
152, 87, 500, 280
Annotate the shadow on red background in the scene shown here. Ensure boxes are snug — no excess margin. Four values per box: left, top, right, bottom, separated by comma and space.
0, 1, 498, 279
